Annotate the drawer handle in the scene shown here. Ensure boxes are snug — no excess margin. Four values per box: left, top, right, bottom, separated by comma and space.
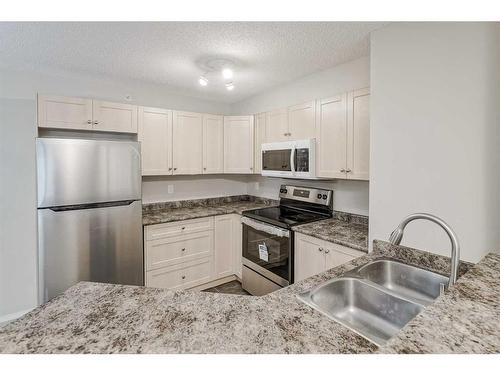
318, 247, 323, 252
181, 226, 186, 230
181, 275, 186, 280
181, 248, 186, 252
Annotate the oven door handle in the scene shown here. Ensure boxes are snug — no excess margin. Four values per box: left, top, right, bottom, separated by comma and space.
241, 217, 290, 238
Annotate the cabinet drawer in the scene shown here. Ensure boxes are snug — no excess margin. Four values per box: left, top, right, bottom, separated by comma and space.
145, 217, 214, 240
146, 230, 213, 271
146, 258, 212, 290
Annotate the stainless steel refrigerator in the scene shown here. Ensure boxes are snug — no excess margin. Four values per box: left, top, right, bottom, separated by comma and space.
36, 138, 143, 303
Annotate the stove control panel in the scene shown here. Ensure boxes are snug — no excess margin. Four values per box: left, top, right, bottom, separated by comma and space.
279, 185, 332, 206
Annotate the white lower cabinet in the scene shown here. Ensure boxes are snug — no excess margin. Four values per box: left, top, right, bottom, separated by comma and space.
294, 233, 365, 282
145, 214, 243, 290
232, 214, 243, 279
214, 215, 234, 279
146, 258, 212, 290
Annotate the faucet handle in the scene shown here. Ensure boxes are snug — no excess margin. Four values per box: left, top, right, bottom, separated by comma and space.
439, 283, 446, 296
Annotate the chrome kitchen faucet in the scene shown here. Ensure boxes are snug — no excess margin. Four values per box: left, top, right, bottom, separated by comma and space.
388, 213, 460, 288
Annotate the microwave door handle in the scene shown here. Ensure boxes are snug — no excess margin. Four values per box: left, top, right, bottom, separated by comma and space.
290, 146, 296, 174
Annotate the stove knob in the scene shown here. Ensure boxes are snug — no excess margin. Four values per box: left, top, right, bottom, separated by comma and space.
317, 194, 322, 199
322, 194, 328, 199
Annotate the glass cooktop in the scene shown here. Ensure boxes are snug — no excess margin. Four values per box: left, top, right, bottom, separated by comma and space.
243, 206, 329, 229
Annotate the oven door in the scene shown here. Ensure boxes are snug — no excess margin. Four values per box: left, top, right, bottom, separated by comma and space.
241, 217, 292, 288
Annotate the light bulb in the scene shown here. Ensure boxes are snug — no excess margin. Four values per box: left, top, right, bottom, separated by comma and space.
226, 82, 234, 91
222, 68, 233, 80
198, 76, 208, 86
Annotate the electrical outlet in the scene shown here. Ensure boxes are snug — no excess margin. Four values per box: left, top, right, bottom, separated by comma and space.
254, 182, 260, 190
167, 184, 174, 194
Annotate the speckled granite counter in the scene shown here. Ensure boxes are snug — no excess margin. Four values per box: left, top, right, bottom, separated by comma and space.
2, 240, 495, 354
142, 195, 276, 226
294, 213, 369, 252
144, 197, 368, 252
380, 252, 500, 354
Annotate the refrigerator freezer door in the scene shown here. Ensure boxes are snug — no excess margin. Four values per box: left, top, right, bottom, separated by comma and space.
38, 200, 144, 303
37, 138, 141, 208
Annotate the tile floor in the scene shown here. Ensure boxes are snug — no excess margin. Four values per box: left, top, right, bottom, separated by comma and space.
203, 280, 250, 295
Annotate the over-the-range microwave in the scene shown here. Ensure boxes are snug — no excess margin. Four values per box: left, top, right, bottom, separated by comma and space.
261, 139, 317, 179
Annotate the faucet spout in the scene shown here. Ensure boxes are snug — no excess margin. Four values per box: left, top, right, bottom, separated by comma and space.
388, 213, 460, 287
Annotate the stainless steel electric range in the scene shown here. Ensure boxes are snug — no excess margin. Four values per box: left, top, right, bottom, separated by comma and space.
241, 185, 333, 296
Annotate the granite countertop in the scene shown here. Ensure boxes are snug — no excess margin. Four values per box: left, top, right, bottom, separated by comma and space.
1, 240, 497, 354
294, 217, 369, 252
143, 195, 369, 252
380, 252, 500, 354
142, 196, 276, 226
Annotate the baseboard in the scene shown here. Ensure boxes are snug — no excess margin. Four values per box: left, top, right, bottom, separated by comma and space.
189, 274, 238, 291
0, 307, 34, 326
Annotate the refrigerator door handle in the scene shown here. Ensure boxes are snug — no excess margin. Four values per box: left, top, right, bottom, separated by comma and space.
47, 200, 136, 212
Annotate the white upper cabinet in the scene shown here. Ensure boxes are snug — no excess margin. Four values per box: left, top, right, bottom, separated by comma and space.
287, 101, 316, 140
346, 88, 370, 180
138, 106, 173, 176
223, 115, 254, 174
92, 100, 138, 133
172, 111, 203, 175
202, 114, 224, 174
316, 94, 348, 179
254, 113, 266, 174
38, 95, 93, 130
265, 109, 288, 142
38, 95, 138, 133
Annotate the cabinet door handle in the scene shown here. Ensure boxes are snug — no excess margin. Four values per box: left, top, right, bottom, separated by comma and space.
318, 247, 323, 252
181, 226, 186, 230
324, 248, 330, 254
93, 121, 99, 125
87, 120, 92, 124
181, 248, 186, 252
168, 167, 172, 171
174, 168, 177, 171
340, 169, 346, 173
346, 169, 352, 173
203, 167, 207, 170
181, 275, 186, 280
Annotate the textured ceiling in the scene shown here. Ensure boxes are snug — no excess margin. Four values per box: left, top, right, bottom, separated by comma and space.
0, 22, 386, 103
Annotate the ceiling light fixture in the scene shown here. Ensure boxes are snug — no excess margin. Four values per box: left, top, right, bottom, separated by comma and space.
222, 68, 233, 80
225, 82, 235, 91
198, 76, 208, 86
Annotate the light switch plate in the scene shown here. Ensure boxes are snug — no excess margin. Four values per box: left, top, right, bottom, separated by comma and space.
167, 184, 174, 194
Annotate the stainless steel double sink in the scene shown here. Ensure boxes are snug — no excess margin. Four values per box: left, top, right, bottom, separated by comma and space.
297, 259, 449, 346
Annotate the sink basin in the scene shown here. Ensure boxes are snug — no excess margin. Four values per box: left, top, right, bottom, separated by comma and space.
298, 278, 424, 346
346, 259, 449, 305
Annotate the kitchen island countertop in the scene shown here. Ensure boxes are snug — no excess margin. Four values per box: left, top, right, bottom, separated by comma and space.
1, 241, 497, 354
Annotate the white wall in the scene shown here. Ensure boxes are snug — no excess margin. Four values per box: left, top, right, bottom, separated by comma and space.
1, 67, 231, 114
231, 56, 370, 114
231, 56, 371, 215
247, 176, 369, 216
0, 99, 38, 321
369, 23, 500, 263
0, 68, 232, 322
142, 175, 250, 203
